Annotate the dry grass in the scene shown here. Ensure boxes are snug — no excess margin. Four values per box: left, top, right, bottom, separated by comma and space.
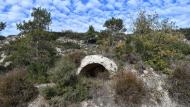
113, 71, 146, 106
66, 50, 86, 66
0, 68, 38, 107
168, 62, 190, 106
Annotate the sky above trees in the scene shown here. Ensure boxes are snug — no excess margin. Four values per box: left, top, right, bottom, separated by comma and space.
0, 0, 190, 36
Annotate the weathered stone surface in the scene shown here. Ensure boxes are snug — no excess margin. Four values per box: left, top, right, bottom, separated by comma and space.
0, 53, 6, 63
57, 37, 87, 48
80, 80, 118, 107
28, 95, 49, 107
77, 55, 118, 75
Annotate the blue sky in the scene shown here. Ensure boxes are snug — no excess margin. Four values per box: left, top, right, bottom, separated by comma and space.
0, 0, 190, 36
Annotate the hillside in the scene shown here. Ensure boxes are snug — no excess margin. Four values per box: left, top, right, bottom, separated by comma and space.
0, 8, 190, 107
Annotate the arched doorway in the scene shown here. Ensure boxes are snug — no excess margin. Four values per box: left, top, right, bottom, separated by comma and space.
77, 55, 118, 77
80, 63, 109, 79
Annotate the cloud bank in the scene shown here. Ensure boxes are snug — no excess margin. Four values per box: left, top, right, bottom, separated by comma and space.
0, 0, 190, 36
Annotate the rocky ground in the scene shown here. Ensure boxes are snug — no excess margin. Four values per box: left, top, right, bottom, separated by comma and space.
28, 64, 184, 107
0, 36, 189, 107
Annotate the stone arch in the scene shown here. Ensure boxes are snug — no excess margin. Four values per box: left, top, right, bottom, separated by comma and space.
80, 63, 109, 79
76, 55, 118, 77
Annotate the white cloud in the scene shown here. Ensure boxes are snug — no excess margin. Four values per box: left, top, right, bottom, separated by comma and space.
164, 0, 173, 4
127, 0, 143, 7
149, 0, 162, 6
19, 0, 33, 8
86, 0, 101, 9
74, 1, 87, 12
53, 0, 71, 13
176, 0, 190, 5
4, 0, 20, 5
0, 0, 190, 36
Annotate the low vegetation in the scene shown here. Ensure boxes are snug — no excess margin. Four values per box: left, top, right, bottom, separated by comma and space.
113, 71, 147, 106
168, 62, 190, 106
56, 42, 81, 50
178, 28, 190, 40
112, 11, 190, 74
66, 51, 86, 66
3, 7, 58, 83
0, 68, 38, 107
5, 30, 57, 83
41, 56, 91, 106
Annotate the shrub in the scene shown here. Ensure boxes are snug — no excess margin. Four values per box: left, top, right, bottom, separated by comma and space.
58, 79, 90, 102
168, 62, 190, 106
171, 41, 190, 55
63, 42, 81, 50
66, 51, 86, 66
28, 62, 49, 83
49, 57, 77, 86
0, 68, 38, 107
41, 87, 57, 100
113, 71, 147, 106
124, 32, 187, 74
5, 36, 33, 67
5, 31, 57, 83
45, 57, 91, 106
55, 42, 81, 50
146, 57, 169, 72
120, 11, 188, 74
114, 41, 126, 59
42, 79, 90, 106
0, 65, 6, 74
52, 31, 88, 40
127, 53, 141, 64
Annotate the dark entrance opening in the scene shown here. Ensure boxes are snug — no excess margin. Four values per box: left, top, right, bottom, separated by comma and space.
80, 63, 109, 79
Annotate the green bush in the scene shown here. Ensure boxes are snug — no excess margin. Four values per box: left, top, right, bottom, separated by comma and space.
49, 57, 77, 86
53, 31, 87, 40
113, 71, 147, 106
5, 31, 57, 83
55, 42, 81, 50
63, 42, 81, 50
114, 41, 126, 59
5, 36, 33, 67
41, 87, 57, 100
171, 41, 190, 55
146, 57, 168, 72
56, 79, 90, 102
117, 11, 189, 74
42, 79, 90, 106
0, 68, 38, 107
44, 57, 91, 106
124, 33, 187, 74
28, 62, 49, 83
